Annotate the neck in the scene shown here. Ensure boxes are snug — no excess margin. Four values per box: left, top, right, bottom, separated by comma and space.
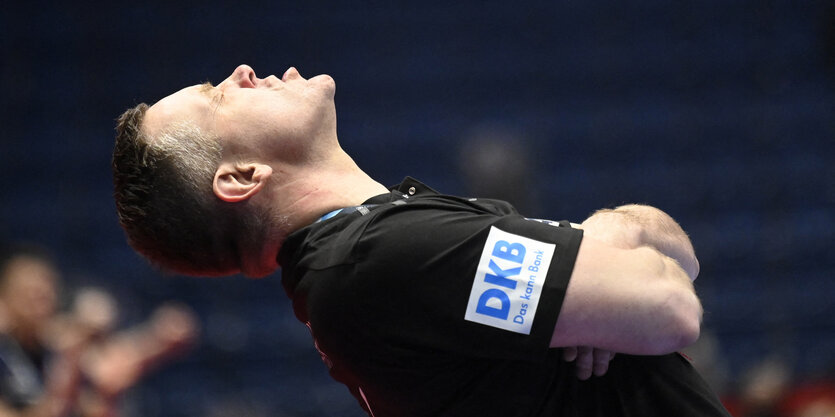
237, 148, 388, 276
281, 152, 389, 229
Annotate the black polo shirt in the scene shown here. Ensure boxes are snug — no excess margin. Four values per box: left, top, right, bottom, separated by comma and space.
278, 177, 730, 417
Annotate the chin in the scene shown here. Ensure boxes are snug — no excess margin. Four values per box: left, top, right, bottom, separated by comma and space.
310, 74, 336, 96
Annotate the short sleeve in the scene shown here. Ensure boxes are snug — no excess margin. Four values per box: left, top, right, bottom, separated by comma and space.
341, 202, 583, 362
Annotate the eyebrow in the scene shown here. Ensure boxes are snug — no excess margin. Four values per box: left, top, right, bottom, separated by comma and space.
198, 81, 214, 94
198, 81, 224, 111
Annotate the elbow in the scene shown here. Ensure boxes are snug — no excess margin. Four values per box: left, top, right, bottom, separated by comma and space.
659, 284, 702, 353
643, 251, 702, 354
672, 297, 702, 350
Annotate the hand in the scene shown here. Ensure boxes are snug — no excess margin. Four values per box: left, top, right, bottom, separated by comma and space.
149, 303, 199, 352
82, 303, 199, 398
563, 346, 615, 380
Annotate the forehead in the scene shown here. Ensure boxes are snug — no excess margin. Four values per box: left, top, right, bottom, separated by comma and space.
1, 256, 57, 287
143, 84, 214, 137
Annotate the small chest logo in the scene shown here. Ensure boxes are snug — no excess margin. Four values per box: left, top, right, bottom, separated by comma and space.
464, 226, 555, 335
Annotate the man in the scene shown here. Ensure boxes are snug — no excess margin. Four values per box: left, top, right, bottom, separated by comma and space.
0, 244, 91, 417
0, 245, 198, 417
112, 64, 730, 416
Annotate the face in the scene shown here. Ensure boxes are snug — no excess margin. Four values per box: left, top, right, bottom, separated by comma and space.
144, 64, 337, 163
0, 256, 58, 330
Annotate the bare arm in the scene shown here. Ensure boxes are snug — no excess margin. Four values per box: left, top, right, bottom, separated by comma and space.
578, 204, 699, 280
550, 204, 702, 355
81, 303, 198, 400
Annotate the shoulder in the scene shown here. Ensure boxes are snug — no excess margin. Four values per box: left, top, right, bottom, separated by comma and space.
359, 195, 580, 262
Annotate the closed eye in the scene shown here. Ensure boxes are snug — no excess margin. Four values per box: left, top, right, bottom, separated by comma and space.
199, 81, 225, 112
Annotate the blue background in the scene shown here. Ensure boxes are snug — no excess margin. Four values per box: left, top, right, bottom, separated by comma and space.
2, 1, 833, 416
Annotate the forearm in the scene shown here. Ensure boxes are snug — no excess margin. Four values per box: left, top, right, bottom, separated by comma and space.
580, 204, 699, 280
551, 205, 704, 354
553, 240, 702, 354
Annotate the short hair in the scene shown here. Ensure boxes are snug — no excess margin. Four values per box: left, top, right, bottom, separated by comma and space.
112, 103, 240, 275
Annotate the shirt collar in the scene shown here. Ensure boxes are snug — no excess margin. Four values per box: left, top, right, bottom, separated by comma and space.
363, 176, 439, 206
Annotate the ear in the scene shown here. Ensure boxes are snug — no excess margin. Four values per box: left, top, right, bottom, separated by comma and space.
213, 162, 273, 203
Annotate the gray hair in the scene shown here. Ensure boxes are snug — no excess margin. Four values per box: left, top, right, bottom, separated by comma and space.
113, 103, 239, 275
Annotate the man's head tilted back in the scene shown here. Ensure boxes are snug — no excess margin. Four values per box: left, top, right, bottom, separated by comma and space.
112, 65, 338, 277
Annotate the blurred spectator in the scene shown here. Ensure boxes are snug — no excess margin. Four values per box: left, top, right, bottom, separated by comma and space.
779, 378, 835, 417
681, 329, 731, 395
458, 123, 541, 216
722, 356, 835, 417
738, 357, 792, 417
69, 289, 199, 417
0, 244, 198, 417
722, 356, 792, 417
0, 243, 85, 417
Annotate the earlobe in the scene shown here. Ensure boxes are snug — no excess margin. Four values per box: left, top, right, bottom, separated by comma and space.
213, 162, 273, 203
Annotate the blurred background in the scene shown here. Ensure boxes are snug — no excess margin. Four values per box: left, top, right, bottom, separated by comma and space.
1, 1, 833, 416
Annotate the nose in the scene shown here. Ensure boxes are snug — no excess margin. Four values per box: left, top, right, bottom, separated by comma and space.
227, 64, 258, 88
